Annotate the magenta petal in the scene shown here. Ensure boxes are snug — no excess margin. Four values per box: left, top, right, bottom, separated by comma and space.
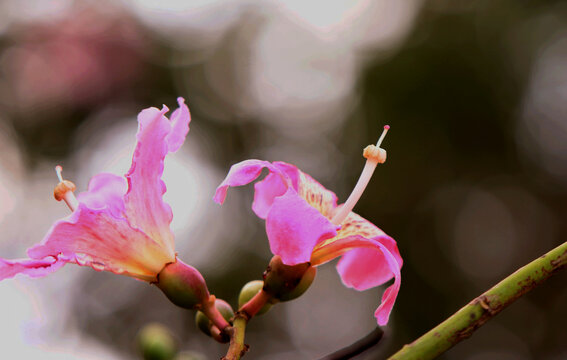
266, 188, 337, 265
372, 242, 401, 326
332, 237, 401, 326
166, 97, 191, 152
28, 203, 174, 280
77, 173, 127, 218
0, 257, 65, 281
252, 172, 288, 219
272, 161, 300, 190
336, 235, 402, 290
213, 159, 276, 205
124, 106, 175, 256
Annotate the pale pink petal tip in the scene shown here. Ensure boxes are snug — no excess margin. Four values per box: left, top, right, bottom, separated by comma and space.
213, 160, 274, 205
373, 243, 401, 326
167, 97, 191, 153
0, 257, 65, 281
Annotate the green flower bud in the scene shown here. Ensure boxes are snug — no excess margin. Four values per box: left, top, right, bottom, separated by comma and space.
195, 299, 234, 337
155, 259, 210, 310
263, 256, 317, 302
137, 323, 177, 360
238, 280, 273, 315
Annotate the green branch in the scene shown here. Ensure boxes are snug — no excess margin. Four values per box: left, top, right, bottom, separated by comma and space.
389, 241, 567, 360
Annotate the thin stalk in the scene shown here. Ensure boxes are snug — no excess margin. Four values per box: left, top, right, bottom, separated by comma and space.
388, 241, 567, 360
222, 317, 248, 360
222, 288, 273, 359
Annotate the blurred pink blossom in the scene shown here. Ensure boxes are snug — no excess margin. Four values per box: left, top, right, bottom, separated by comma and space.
3, 7, 146, 114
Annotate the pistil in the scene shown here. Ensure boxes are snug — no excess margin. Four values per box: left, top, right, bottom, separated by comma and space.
330, 125, 390, 226
53, 165, 79, 212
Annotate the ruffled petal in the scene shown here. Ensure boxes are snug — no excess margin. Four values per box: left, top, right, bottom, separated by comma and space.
28, 203, 174, 281
77, 173, 127, 218
215, 160, 338, 221
0, 257, 66, 281
124, 101, 189, 259
166, 97, 191, 152
266, 188, 337, 265
311, 236, 401, 326
213, 159, 279, 206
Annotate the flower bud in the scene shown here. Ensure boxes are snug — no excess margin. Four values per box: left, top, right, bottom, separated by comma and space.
137, 323, 177, 360
238, 280, 273, 315
263, 256, 317, 302
195, 299, 234, 337
155, 259, 210, 309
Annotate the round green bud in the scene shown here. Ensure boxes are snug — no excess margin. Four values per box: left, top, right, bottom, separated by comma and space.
137, 323, 177, 360
195, 299, 234, 337
238, 280, 273, 315
277, 266, 316, 301
155, 259, 210, 310
263, 256, 317, 302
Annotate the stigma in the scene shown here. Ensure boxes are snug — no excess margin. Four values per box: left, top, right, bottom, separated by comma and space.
330, 125, 390, 226
53, 165, 79, 212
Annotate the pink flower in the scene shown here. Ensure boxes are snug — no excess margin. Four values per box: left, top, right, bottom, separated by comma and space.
0, 98, 191, 282
214, 160, 402, 326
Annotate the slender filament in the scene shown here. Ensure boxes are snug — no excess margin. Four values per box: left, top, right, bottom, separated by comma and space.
330, 125, 390, 226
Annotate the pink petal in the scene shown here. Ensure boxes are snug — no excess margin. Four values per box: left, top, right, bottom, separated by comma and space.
336, 235, 400, 290
213, 159, 276, 205
166, 97, 191, 152
372, 242, 401, 326
272, 161, 300, 189
0, 257, 65, 281
252, 172, 288, 219
251, 162, 302, 219
124, 104, 181, 258
28, 203, 174, 281
266, 188, 337, 265
77, 173, 127, 218
332, 213, 403, 288
311, 235, 402, 326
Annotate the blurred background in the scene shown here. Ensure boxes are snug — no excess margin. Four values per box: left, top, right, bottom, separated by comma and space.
0, 0, 566, 359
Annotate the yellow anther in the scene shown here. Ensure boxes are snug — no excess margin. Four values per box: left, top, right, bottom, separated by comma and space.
54, 180, 76, 201
363, 145, 387, 164
53, 165, 79, 211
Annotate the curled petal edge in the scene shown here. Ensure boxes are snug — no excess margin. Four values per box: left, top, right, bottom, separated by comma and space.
0, 256, 66, 281
213, 159, 283, 205
311, 237, 401, 326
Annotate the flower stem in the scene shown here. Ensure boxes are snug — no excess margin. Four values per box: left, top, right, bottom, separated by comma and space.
239, 289, 272, 318
223, 317, 248, 360
388, 241, 567, 360
201, 295, 231, 331
222, 289, 273, 360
